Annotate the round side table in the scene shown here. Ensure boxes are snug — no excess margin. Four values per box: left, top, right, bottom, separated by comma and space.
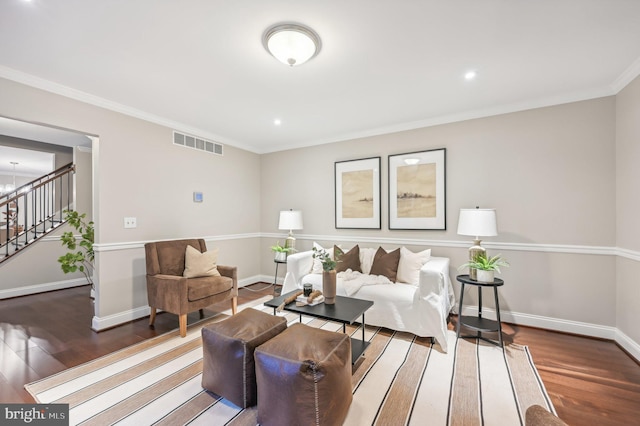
456, 274, 504, 347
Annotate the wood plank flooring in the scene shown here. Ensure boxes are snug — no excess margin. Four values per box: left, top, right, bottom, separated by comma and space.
1, 283, 639, 425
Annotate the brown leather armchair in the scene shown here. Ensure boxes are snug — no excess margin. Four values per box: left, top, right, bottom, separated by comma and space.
145, 238, 238, 337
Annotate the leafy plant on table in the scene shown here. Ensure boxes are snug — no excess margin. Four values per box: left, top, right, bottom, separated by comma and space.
458, 253, 509, 273
58, 210, 94, 287
270, 241, 293, 253
312, 246, 337, 271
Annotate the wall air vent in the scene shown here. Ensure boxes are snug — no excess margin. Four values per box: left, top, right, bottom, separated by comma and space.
173, 131, 224, 156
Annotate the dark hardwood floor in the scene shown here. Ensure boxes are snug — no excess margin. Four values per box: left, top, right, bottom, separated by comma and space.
1, 284, 639, 425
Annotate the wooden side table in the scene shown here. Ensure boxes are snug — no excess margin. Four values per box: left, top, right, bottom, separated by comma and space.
456, 274, 504, 347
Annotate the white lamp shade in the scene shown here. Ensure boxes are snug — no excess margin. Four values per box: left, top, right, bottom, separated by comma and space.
457, 208, 498, 237
278, 210, 303, 231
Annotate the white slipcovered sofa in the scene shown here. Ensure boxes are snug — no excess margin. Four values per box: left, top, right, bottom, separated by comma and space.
281, 244, 455, 352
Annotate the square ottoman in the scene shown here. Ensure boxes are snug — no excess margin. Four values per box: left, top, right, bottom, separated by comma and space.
255, 323, 352, 426
201, 307, 287, 408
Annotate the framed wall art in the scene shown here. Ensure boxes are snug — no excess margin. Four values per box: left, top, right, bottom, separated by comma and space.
335, 157, 381, 229
388, 148, 446, 230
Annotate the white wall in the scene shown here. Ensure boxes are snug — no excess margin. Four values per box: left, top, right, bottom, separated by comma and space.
261, 97, 620, 336
0, 77, 263, 329
615, 74, 640, 352
1, 72, 638, 360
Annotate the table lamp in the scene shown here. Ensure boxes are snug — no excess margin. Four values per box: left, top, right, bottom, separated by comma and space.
278, 209, 303, 250
457, 207, 498, 280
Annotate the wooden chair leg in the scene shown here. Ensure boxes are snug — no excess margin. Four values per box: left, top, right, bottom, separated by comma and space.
199, 308, 204, 319
231, 296, 238, 315
149, 308, 156, 326
179, 314, 187, 337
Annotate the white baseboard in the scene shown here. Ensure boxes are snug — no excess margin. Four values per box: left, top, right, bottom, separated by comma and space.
614, 329, 640, 361
461, 305, 618, 340
91, 275, 274, 331
0, 277, 89, 299
92, 305, 151, 331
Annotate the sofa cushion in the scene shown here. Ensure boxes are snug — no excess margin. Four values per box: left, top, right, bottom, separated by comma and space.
369, 247, 401, 282
184, 245, 221, 278
334, 245, 362, 273
397, 247, 432, 285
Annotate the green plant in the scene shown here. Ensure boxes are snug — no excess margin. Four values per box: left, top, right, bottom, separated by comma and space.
270, 241, 293, 253
58, 210, 94, 286
312, 246, 337, 271
459, 253, 509, 273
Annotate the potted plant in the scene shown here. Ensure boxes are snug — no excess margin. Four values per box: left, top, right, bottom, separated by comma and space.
271, 241, 293, 262
459, 253, 509, 283
58, 210, 94, 288
312, 246, 337, 304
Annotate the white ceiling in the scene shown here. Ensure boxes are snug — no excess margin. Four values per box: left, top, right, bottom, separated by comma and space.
0, 145, 55, 177
1, 1, 639, 154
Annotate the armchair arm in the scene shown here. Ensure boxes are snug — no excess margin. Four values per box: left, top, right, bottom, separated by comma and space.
217, 265, 239, 297
146, 274, 189, 314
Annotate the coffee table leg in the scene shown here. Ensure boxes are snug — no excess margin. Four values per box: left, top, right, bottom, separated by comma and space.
362, 313, 366, 342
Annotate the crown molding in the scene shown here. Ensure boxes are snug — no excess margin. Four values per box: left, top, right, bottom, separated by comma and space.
0, 65, 257, 154
610, 55, 640, 93
260, 87, 615, 154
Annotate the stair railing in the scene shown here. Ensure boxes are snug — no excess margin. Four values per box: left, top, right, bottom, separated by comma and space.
0, 163, 75, 262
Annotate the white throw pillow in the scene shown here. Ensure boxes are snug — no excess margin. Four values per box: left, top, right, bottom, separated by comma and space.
309, 241, 342, 274
310, 242, 336, 274
396, 247, 431, 285
183, 245, 221, 278
359, 247, 377, 275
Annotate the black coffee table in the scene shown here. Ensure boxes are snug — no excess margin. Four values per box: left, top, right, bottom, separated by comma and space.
264, 291, 374, 364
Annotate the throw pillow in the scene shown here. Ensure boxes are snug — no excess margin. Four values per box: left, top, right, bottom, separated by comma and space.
310, 242, 336, 274
369, 247, 401, 282
334, 245, 362, 273
396, 247, 432, 285
183, 245, 221, 278
359, 247, 377, 275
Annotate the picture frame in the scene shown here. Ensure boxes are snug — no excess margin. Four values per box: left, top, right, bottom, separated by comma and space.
335, 157, 381, 229
388, 148, 446, 230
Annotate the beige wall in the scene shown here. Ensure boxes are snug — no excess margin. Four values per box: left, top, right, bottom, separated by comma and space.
0, 77, 262, 326
261, 97, 618, 328
1, 71, 637, 356
615, 74, 640, 346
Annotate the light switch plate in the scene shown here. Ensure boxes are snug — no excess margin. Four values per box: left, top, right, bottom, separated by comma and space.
124, 217, 137, 228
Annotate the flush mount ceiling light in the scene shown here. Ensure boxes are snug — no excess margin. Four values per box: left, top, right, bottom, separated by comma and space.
263, 23, 321, 67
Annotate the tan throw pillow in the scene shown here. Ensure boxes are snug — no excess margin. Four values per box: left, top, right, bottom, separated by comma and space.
183, 245, 221, 278
369, 247, 401, 282
396, 247, 432, 285
335, 245, 362, 273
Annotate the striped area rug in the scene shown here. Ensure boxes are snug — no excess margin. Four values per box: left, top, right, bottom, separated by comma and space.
25, 298, 555, 425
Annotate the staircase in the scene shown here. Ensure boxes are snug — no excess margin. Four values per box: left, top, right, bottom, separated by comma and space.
0, 163, 75, 263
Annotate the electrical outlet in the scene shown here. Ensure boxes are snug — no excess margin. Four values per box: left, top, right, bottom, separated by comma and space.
124, 217, 137, 229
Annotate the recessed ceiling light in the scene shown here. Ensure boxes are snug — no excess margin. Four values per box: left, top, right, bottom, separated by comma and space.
464, 70, 477, 80
274, 119, 282, 126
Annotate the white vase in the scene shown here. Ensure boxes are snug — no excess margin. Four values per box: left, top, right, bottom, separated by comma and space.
274, 251, 287, 262
476, 269, 494, 283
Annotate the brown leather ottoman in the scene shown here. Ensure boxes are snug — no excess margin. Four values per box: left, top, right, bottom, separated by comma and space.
201, 307, 287, 408
255, 323, 352, 426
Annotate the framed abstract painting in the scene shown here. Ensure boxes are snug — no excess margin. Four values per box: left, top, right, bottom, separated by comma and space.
335, 157, 381, 229
388, 148, 446, 230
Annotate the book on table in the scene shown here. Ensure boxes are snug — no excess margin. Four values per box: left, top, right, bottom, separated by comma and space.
296, 294, 325, 306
